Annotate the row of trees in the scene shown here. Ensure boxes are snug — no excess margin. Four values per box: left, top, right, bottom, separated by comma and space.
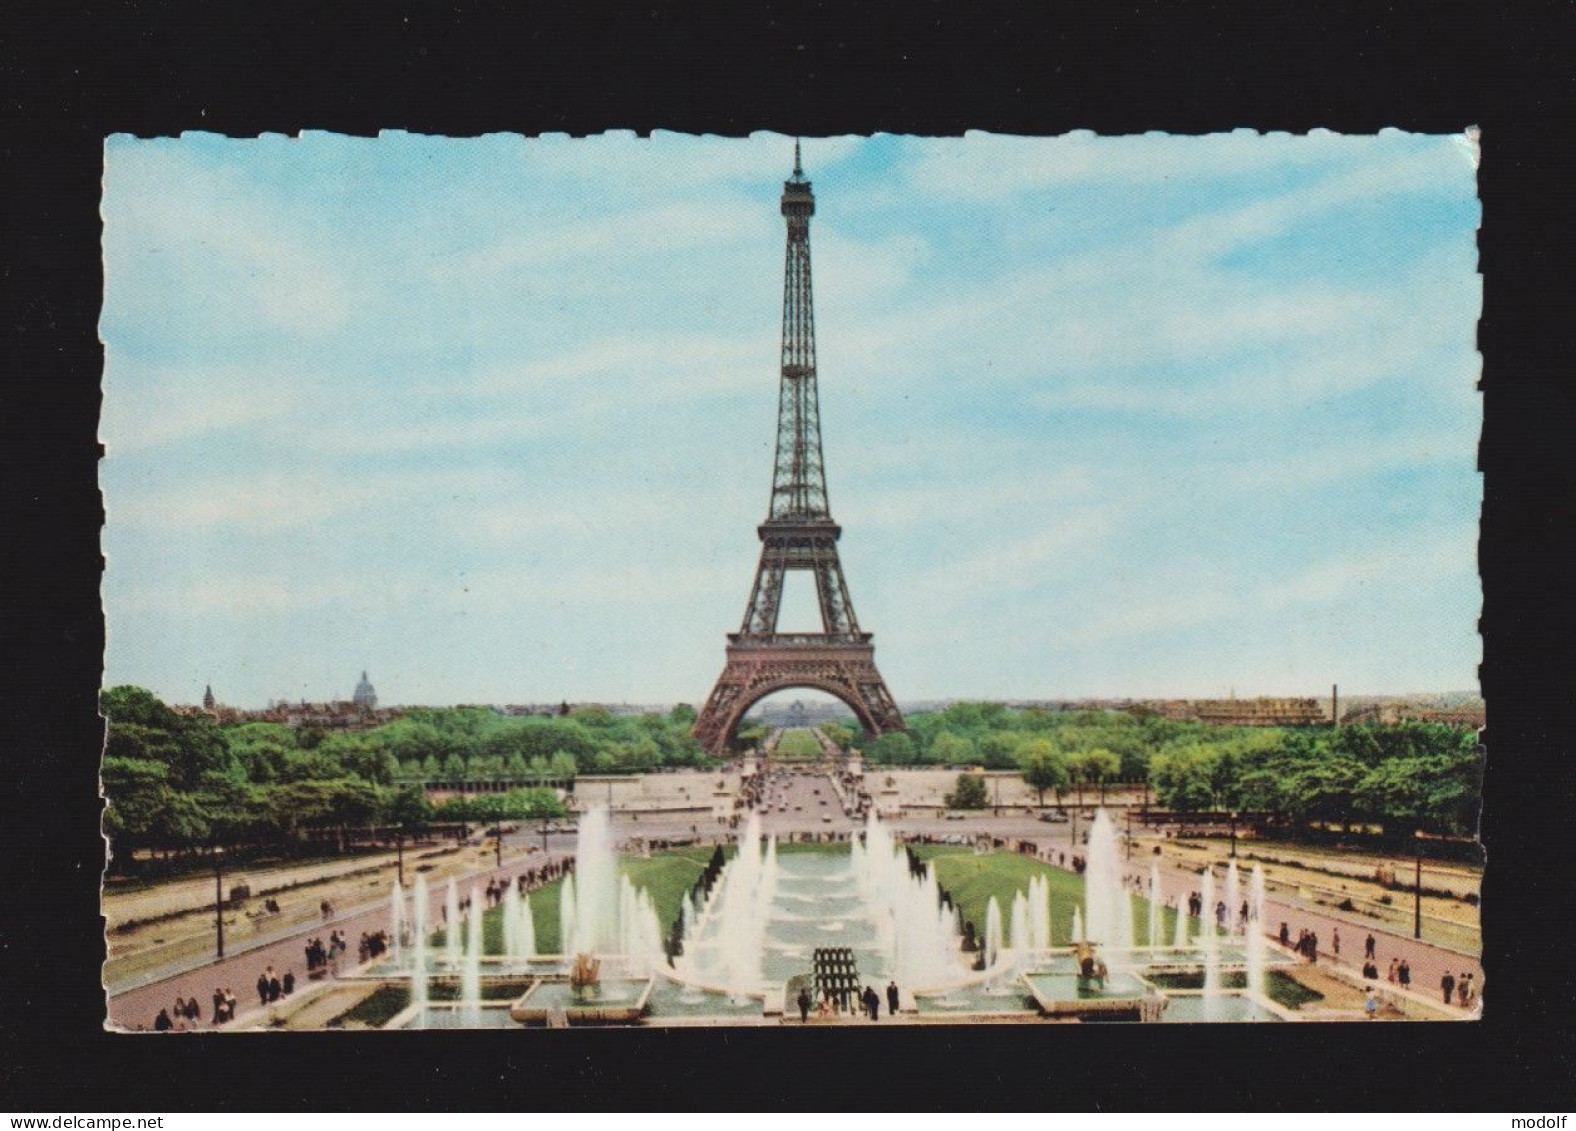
847, 702, 1482, 838
1147, 720, 1482, 836
855, 701, 1181, 779
99, 686, 700, 867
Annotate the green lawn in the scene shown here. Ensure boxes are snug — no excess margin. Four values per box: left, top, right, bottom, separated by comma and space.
773, 729, 824, 759
912, 847, 1180, 947
433, 848, 711, 955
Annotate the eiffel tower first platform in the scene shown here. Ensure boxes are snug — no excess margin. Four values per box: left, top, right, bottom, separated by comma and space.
692, 144, 905, 754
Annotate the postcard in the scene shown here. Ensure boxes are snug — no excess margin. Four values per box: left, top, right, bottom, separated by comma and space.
99, 130, 1483, 1031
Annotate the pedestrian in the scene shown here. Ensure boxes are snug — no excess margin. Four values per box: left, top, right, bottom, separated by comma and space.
863, 985, 880, 1020
1307, 931, 1318, 965
212, 988, 225, 1023
1365, 933, 1376, 960
1332, 928, 1340, 957
256, 972, 270, 1006
797, 987, 812, 1022
887, 980, 900, 1016
1279, 922, 1290, 948
268, 970, 282, 1003
1364, 986, 1378, 1020
1441, 970, 1456, 1005
154, 1008, 173, 1032
283, 969, 296, 996
1387, 958, 1399, 984
174, 995, 186, 1020
1399, 958, 1411, 988
1457, 975, 1469, 1007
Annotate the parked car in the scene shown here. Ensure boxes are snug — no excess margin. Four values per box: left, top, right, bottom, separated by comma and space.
1038, 810, 1069, 823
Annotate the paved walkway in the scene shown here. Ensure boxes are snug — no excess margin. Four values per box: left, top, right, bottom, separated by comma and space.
107, 849, 570, 1031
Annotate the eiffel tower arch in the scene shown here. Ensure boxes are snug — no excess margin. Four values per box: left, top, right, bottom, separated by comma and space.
693, 143, 904, 755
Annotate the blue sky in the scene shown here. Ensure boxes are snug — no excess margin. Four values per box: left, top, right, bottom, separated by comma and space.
100, 130, 1481, 707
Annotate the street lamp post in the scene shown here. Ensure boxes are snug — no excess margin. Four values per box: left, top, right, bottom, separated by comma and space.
495, 819, 503, 868
213, 845, 225, 960
1414, 831, 1424, 940
1229, 812, 1238, 859
396, 830, 405, 888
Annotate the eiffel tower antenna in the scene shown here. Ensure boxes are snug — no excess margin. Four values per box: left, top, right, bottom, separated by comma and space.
692, 144, 904, 754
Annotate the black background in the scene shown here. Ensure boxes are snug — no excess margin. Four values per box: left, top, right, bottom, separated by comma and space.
3, 0, 1573, 1111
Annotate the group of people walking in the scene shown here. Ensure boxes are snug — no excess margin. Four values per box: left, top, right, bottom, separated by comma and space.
151, 973, 276, 1032
356, 929, 392, 963
255, 964, 294, 1006
1441, 970, 1478, 1008
152, 993, 209, 1031
304, 929, 348, 975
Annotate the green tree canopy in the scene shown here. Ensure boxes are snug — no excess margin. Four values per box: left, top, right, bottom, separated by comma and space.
945, 773, 989, 810
1018, 739, 1069, 804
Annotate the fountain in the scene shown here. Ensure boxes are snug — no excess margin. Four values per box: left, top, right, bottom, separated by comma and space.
852, 815, 964, 990
559, 874, 577, 959
1084, 809, 1135, 954
1224, 858, 1241, 938
984, 896, 1003, 972
410, 874, 429, 1027
462, 882, 484, 1025
1010, 891, 1031, 966
517, 891, 536, 959
444, 878, 461, 972
1144, 863, 1162, 950
387, 796, 1293, 1028
1028, 873, 1051, 953
389, 880, 405, 964
1200, 867, 1222, 1021
564, 808, 619, 955
1174, 892, 1189, 948
502, 881, 518, 959
1245, 864, 1267, 1001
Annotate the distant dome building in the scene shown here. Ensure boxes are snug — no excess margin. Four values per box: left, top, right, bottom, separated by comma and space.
352, 670, 377, 709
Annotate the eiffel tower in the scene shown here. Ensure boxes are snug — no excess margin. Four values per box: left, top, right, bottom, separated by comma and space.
692, 143, 904, 754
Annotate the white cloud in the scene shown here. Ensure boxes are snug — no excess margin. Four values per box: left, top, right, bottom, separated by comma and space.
440, 198, 765, 280
1061, 521, 1478, 648
101, 380, 300, 454
102, 142, 352, 337
909, 509, 1118, 610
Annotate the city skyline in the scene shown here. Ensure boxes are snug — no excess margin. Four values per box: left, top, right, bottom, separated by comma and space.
101, 131, 1482, 706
